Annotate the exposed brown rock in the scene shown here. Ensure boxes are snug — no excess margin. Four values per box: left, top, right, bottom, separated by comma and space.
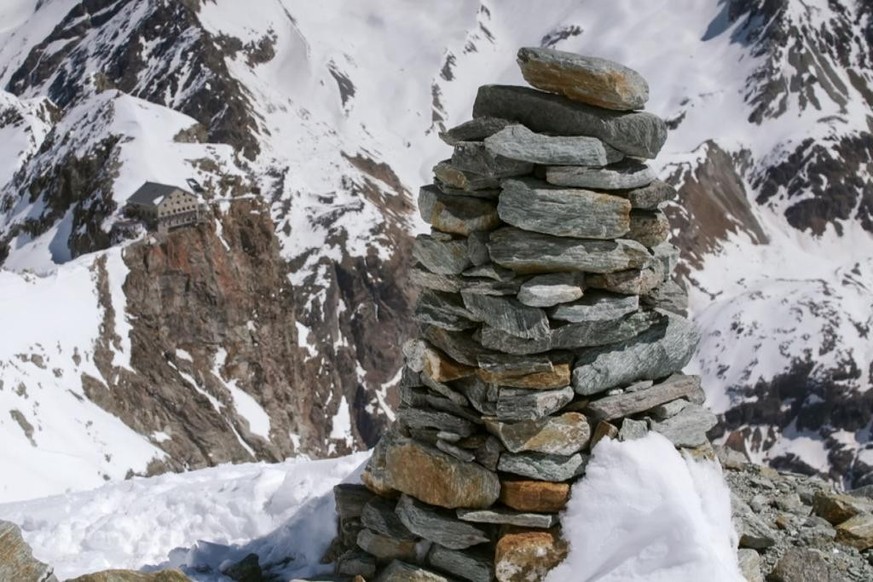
382, 436, 501, 509
494, 529, 568, 582
477, 363, 571, 389
499, 480, 570, 513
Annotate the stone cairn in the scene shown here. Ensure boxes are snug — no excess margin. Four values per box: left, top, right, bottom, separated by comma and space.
331, 47, 718, 582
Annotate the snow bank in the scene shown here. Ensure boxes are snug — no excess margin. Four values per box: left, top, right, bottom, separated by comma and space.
0, 453, 368, 580
547, 433, 741, 582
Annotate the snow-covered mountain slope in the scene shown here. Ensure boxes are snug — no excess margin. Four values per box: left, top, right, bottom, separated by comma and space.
0, 0, 871, 500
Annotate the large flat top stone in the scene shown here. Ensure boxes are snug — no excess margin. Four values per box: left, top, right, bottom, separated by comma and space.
517, 47, 649, 111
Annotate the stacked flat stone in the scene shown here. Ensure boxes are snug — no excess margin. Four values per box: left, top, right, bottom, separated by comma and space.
331, 48, 717, 582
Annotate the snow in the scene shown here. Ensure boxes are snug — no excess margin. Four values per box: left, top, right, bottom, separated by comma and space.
547, 433, 742, 582
0, 249, 164, 503
329, 395, 353, 445
225, 380, 271, 440
0, 453, 369, 580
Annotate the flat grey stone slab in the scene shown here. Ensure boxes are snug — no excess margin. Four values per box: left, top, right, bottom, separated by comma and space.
395, 495, 490, 550
479, 310, 658, 355
488, 227, 650, 274
440, 116, 514, 146
451, 141, 534, 178
484, 412, 590, 456
517, 47, 649, 111
472, 84, 666, 158
414, 234, 471, 275
586, 261, 665, 296
496, 386, 574, 421
484, 124, 623, 166
419, 185, 500, 236
398, 407, 478, 437
618, 418, 649, 441
650, 403, 718, 447
572, 313, 699, 396
497, 451, 587, 481
584, 374, 702, 421
457, 507, 558, 529
361, 497, 417, 540
615, 179, 677, 209
375, 560, 456, 582
545, 159, 656, 190
415, 289, 477, 332
517, 273, 584, 308
642, 279, 689, 317
498, 178, 631, 239
461, 290, 549, 340
550, 292, 638, 323
434, 160, 501, 192
428, 545, 493, 582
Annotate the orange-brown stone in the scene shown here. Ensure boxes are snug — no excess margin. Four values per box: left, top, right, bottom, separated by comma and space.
477, 363, 570, 389
499, 480, 570, 513
495, 529, 568, 582
424, 348, 475, 382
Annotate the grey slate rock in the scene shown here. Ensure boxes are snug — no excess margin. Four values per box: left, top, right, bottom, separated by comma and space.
585, 261, 664, 296
476, 352, 559, 377
472, 434, 504, 471
421, 369, 473, 407
418, 185, 500, 235
336, 548, 377, 578
550, 292, 639, 323
440, 117, 514, 146
478, 310, 658, 355
572, 313, 699, 396
357, 529, 418, 562
437, 439, 477, 462
584, 375, 702, 421
415, 290, 477, 332
451, 141, 534, 178
461, 290, 550, 340
615, 179, 677, 210
398, 408, 478, 437
461, 279, 522, 297
496, 386, 575, 421
375, 560, 456, 582
498, 178, 631, 239
334, 484, 377, 521
650, 403, 718, 448
649, 397, 690, 421
736, 549, 763, 582
642, 279, 689, 317
462, 263, 516, 281
396, 495, 490, 550
422, 326, 490, 367
428, 545, 494, 582
627, 209, 670, 247
457, 507, 558, 529
414, 234, 471, 275
434, 160, 501, 192
488, 227, 651, 274
652, 241, 680, 275
768, 548, 843, 582
472, 85, 667, 159
619, 418, 649, 441
411, 267, 465, 294
544, 159, 656, 190
452, 376, 498, 416
484, 412, 590, 455
516, 47, 649, 111
362, 497, 417, 540
484, 124, 623, 166
517, 273, 585, 308
497, 451, 588, 481
467, 231, 491, 266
